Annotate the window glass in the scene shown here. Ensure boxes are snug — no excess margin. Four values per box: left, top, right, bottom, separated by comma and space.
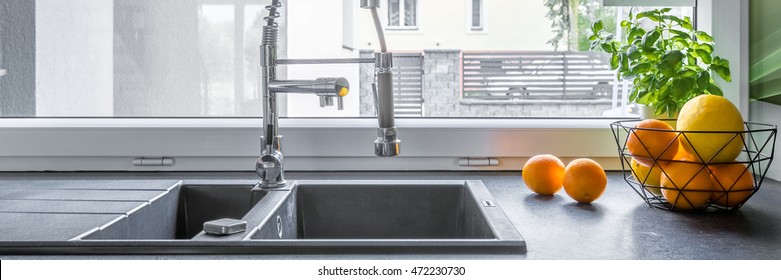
388, 0, 400, 26
0, 0, 694, 119
472, 0, 482, 29
199, 5, 235, 116
404, 0, 417, 27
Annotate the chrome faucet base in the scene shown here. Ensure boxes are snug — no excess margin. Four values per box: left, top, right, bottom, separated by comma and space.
375, 127, 401, 157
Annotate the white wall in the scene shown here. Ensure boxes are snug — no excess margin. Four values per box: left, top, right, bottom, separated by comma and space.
35, 0, 113, 116
285, 0, 360, 117
358, 0, 555, 51
698, 0, 750, 119
749, 101, 781, 181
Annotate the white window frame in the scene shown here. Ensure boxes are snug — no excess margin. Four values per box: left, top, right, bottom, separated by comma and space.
467, 0, 484, 31
0, 0, 747, 172
0, 118, 622, 171
385, 0, 419, 30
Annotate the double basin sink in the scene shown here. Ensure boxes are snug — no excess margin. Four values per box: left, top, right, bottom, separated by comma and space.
7, 180, 525, 254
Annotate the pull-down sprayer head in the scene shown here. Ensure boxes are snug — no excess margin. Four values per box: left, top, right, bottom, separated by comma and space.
361, 0, 400, 157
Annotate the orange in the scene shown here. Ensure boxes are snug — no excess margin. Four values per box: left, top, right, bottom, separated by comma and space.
709, 163, 755, 208
672, 143, 694, 162
627, 119, 680, 167
522, 154, 565, 195
660, 160, 713, 210
630, 157, 662, 195
677, 95, 745, 163
563, 159, 607, 203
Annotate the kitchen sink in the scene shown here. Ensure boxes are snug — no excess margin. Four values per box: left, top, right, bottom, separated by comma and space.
78, 181, 265, 240
239, 180, 526, 253
3, 180, 524, 254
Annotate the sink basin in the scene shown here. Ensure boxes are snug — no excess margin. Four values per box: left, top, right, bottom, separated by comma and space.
79, 181, 264, 240
241, 180, 526, 253
3, 180, 524, 254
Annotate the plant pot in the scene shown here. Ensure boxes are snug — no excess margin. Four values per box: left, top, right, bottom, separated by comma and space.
639, 104, 678, 125
639, 105, 678, 128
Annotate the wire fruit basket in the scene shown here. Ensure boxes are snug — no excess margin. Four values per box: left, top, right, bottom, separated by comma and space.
611, 120, 777, 212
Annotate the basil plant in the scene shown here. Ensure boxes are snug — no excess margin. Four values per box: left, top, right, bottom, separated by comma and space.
589, 8, 731, 116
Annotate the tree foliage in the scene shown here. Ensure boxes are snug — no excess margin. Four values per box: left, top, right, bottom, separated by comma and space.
544, 0, 616, 51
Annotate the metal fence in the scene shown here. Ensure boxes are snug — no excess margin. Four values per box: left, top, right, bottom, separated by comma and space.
462, 51, 618, 100
391, 53, 424, 117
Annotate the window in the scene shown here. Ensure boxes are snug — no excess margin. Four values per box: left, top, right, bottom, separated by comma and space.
387, 0, 417, 29
0, 0, 745, 172
470, 0, 483, 30
0, 0, 272, 117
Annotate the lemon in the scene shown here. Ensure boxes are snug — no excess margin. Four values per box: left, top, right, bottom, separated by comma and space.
630, 158, 662, 195
676, 95, 744, 163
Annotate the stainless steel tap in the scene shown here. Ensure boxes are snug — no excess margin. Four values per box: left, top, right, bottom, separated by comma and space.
255, 0, 401, 189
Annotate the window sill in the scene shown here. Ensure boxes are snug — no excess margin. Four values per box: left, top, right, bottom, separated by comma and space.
0, 118, 624, 171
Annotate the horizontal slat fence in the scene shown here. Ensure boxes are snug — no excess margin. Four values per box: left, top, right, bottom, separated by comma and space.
462, 51, 619, 100
391, 53, 424, 117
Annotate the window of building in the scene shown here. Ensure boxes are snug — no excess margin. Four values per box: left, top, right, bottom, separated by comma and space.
387, 0, 418, 29
470, 0, 483, 30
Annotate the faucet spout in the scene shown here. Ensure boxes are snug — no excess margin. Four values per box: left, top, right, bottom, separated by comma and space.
255, 0, 402, 187
363, 2, 401, 157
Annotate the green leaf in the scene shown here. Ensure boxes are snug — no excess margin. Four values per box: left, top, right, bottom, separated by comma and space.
697, 43, 714, 54
677, 70, 697, 78
680, 20, 693, 31
694, 31, 714, 43
661, 15, 680, 23
610, 53, 619, 69
687, 54, 697, 66
592, 20, 604, 35
713, 56, 730, 67
628, 46, 642, 60
620, 20, 630, 28
637, 90, 652, 104
647, 14, 661, 22
697, 71, 711, 89
628, 27, 645, 43
695, 49, 712, 64
661, 8, 673, 13
658, 50, 685, 77
630, 63, 652, 74
621, 52, 630, 66
629, 87, 639, 101
642, 30, 661, 50
601, 43, 616, 53
669, 29, 689, 37
712, 65, 732, 82
666, 103, 678, 116
707, 83, 724, 96
670, 77, 697, 98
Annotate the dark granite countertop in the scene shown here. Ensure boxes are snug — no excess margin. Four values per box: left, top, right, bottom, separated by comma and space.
1, 171, 779, 260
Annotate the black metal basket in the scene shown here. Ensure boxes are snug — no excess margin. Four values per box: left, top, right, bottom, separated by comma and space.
611, 120, 777, 212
